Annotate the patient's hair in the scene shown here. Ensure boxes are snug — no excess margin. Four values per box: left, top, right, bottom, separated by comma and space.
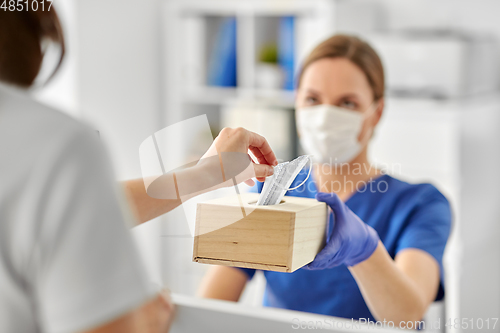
297, 34, 385, 101
0, 3, 65, 87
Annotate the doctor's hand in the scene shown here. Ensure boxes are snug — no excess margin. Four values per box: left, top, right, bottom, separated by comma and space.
202, 127, 278, 186
304, 192, 380, 270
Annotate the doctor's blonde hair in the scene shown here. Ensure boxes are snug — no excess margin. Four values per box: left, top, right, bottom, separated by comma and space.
297, 34, 385, 101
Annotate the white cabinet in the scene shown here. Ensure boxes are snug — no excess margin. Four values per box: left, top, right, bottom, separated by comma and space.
370, 96, 500, 332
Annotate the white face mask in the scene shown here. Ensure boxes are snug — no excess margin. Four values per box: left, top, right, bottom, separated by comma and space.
296, 104, 374, 164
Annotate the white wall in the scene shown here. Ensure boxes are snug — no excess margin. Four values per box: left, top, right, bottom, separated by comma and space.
34, 0, 79, 116
77, 0, 167, 286
77, 0, 164, 180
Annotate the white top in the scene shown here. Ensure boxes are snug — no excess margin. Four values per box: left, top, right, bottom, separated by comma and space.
0, 85, 154, 333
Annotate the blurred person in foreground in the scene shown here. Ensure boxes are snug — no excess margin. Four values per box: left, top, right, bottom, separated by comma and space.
0, 5, 277, 333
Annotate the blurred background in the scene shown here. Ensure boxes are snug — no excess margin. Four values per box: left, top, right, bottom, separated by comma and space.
39, 0, 500, 331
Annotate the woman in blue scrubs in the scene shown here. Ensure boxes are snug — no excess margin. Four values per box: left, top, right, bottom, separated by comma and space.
198, 34, 452, 326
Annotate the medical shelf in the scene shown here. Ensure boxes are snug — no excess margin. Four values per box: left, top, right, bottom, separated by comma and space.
163, 0, 379, 108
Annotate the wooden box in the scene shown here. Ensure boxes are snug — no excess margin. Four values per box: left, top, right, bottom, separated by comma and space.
193, 193, 328, 272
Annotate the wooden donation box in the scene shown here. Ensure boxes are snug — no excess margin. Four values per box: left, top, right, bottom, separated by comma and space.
193, 193, 328, 272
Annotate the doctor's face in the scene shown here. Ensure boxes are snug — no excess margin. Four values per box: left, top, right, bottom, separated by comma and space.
295, 57, 383, 148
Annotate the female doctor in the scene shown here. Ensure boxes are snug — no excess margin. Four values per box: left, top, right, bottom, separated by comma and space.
198, 34, 452, 326
0, 7, 276, 333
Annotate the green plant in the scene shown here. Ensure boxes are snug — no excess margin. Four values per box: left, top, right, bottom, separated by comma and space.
258, 43, 279, 63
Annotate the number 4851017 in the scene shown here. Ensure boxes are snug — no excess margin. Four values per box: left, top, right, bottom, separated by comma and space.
1, 0, 53, 11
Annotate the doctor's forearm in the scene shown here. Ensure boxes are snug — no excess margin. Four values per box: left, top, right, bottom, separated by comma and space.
348, 242, 428, 323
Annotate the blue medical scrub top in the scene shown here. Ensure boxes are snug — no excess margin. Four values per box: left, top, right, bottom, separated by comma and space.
238, 170, 452, 321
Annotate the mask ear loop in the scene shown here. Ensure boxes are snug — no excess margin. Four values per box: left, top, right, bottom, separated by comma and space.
359, 100, 380, 144
364, 100, 380, 119
288, 164, 312, 190
285, 156, 313, 191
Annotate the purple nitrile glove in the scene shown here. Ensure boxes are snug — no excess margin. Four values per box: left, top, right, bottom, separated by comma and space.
304, 192, 380, 269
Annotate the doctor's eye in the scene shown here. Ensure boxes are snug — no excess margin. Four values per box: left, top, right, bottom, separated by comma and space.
305, 96, 320, 105
339, 100, 358, 110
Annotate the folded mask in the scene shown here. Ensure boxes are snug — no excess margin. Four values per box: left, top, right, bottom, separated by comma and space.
256, 155, 311, 206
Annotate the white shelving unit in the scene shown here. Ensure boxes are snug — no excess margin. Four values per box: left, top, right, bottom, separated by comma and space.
163, 0, 380, 120
171, 0, 337, 101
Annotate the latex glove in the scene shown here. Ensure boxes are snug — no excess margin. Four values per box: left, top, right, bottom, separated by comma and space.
304, 192, 379, 269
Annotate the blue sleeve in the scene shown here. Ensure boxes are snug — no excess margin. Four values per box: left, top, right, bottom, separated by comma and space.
238, 268, 257, 279
248, 181, 264, 193
396, 185, 452, 301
